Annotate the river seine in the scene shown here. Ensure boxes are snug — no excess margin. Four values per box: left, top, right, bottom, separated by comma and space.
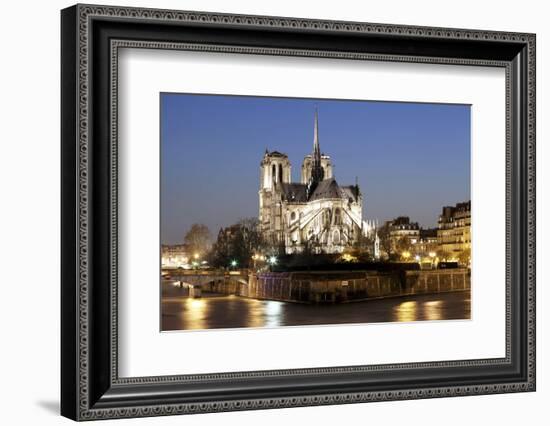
161, 291, 470, 331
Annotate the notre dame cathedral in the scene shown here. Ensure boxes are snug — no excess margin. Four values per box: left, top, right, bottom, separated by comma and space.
259, 109, 376, 254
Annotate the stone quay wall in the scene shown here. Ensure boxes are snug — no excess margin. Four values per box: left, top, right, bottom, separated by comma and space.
241, 269, 470, 303
202, 280, 241, 295
161, 279, 242, 297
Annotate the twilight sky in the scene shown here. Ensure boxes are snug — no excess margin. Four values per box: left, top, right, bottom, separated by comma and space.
161, 93, 470, 245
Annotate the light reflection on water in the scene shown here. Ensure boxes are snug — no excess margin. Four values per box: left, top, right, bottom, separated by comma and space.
239, 297, 264, 329
394, 301, 418, 322
393, 299, 446, 322
264, 301, 283, 328
424, 300, 444, 321
162, 291, 470, 331
181, 298, 208, 330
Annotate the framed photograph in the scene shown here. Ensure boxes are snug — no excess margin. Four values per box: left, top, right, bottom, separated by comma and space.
61, 4, 536, 421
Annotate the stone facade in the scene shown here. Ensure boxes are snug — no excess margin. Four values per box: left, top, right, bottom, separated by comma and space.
259, 109, 375, 254
161, 244, 190, 268
415, 228, 439, 257
437, 200, 471, 258
387, 216, 420, 252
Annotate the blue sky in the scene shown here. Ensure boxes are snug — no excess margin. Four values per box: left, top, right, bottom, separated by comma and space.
161, 93, 470, 245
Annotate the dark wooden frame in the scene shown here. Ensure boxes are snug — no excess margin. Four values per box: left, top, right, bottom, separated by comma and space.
61, 4, 536, 421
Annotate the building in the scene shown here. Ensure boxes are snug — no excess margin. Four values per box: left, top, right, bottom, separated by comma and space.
258, 109, 376, 254
381, 216, 420, 256
437, 200, 471, 259
161, 244, 190, 268
414, 228, 438, 257
388, 216, 420, 244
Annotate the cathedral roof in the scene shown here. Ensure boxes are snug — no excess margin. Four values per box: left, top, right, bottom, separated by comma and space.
278, 179, 360, 203
309, 178, 342, 200
265, 150, 288, 158
278, 183, 308, 202
341, 185, 362, 201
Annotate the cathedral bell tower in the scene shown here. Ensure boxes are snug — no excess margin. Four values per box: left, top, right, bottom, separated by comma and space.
260, 150, 291, 190
259, 150, 291, 244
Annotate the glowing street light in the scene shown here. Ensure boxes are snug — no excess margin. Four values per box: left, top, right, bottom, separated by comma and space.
429, 251, 436, 258
341, 253, 357, 262
268, 256, 277, 265
230, 259, 238, 268
401, 251, 411, 260
193, 253, 199, 260
414, 255, 421, 262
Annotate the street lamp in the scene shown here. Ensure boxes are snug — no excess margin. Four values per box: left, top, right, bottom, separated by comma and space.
268, 256, 277, 265
230, 259, 238, 268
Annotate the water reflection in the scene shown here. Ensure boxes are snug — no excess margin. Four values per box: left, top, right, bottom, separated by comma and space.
424, 300, 443, 321
239, 297, 264, 329
392, 299, 449, 322
264, 301, 283, 327
181, 298, 208, 330
394, 301, 418, 322
161, 291, 470, 331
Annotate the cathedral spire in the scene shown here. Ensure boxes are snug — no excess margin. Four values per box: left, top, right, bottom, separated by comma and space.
306, 107, 325, 200
313, 107, 320, 158
310, 107, 324, 183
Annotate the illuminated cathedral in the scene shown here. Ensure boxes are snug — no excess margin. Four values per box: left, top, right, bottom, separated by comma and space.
258, 109, 377, 254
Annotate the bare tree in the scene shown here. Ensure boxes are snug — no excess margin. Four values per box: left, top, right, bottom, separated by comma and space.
377, 222, 394, 259
236, 218, 266, 259
184, 224, 211, 257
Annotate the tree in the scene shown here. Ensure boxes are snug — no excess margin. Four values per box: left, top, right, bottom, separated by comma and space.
207, 218, 266, 269
377, 222, 394, 260
395, 236, 412, 257
378, 221, 405, 261
183, 224, 211, 257
353, 231, 375, 259
436, 248, 452, 262
208, 227, 232, 268
236, 218, 266, 262
458, 248, 471, 266
301, 235, 323, 258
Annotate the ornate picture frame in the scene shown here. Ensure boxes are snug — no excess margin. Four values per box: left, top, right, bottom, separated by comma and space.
61, 4, 535, 420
